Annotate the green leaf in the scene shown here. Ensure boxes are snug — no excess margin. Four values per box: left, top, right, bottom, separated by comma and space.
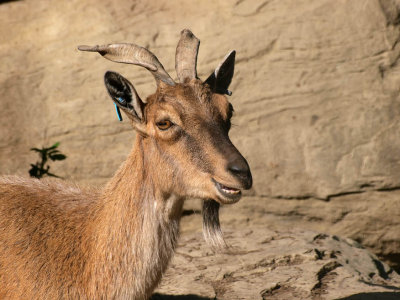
49, 154, 67, 161
47, 142, 60, 150
29, 164, 41, 178
46, 172, 60, 178
30, 148, 44, 153
28, 141, 66, 179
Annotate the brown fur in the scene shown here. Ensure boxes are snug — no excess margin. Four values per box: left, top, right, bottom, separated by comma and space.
0, 79, 251, 299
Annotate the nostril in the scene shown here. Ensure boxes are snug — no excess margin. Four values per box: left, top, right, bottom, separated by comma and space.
228, 163, 247, 175
227, 159, 252, 188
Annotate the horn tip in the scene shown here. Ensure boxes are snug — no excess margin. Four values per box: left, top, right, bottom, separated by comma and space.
181, 28, 193, 36
77, 45, 98, 52
180, 28, 199, 41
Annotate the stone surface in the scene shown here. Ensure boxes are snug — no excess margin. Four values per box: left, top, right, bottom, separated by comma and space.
182, 192, 400, 273
152, 227, 400, 300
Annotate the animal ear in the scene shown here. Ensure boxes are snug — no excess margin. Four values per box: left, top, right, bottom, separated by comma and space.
204, 50, 235, 96
104, 71, 145, 127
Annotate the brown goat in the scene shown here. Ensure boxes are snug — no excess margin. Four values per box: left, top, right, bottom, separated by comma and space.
0, 30, 252, 299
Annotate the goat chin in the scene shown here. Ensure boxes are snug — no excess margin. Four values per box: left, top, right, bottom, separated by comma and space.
202, 199, 228, 252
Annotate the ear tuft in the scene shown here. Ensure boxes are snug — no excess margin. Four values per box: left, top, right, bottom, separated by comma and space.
104, 71, 144, 120
104, 71, 131, 106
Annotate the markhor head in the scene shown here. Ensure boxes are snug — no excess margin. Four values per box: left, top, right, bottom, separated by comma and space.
78, 29, 252, 250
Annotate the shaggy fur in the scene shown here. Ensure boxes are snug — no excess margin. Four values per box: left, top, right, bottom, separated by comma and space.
0, 141, 182, 299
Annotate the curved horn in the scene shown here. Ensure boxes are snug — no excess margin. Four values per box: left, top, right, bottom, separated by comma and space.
78, 43, 175, 86
175, 29, 200, 83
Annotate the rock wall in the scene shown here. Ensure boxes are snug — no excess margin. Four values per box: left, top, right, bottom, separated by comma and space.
2, 0, 400, 199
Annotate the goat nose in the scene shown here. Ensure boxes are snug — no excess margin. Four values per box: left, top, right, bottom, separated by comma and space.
227, 158, 252, 189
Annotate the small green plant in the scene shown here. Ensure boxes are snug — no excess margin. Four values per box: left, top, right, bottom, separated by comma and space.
29, 142, 67, 179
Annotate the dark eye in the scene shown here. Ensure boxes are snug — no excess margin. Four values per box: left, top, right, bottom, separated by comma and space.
156, 120, 173, 131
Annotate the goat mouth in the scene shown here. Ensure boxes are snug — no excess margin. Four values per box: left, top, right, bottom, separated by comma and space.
213, 179, 242, 204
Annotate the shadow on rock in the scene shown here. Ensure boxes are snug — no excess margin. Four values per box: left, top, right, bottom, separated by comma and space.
151, 293, 212, 300
337, 292, 400, 300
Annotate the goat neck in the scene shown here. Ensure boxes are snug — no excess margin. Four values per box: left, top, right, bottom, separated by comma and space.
86, 136, 184, 299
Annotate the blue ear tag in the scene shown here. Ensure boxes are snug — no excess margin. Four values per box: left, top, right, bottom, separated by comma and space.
114, 103, 123, 122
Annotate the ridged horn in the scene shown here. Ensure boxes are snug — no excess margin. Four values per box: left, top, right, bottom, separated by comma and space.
175, 29, 200, 83
78, 43, 175, 86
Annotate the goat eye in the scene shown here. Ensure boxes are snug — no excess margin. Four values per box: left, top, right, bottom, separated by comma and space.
156, 120, 173, 130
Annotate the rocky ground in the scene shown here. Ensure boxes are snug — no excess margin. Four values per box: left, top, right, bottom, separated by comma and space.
151, 197, 400, 299
209, 192, 400, 273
